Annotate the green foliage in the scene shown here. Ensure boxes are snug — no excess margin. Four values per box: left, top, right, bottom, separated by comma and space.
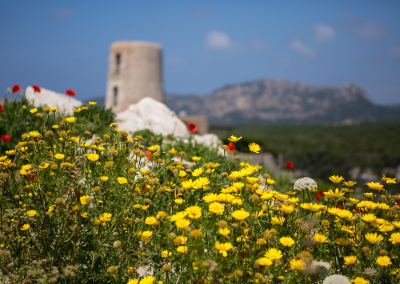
0, 91, 115, 155
215, 124, 400, 179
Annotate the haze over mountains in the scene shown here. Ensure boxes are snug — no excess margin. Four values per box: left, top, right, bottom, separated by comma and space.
165, 79, 400, 124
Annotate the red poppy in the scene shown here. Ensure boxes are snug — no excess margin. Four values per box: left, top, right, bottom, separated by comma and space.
338, 205, 343, 210
227, 142, 236, 153
188, 123, 198, 133
0, 104, 4, 112
285, 161, 293, 170
12, 84, 21, 93
145, 150, 152, 161
315, 190, 324, 202
28, 176, 34, 182
65, 89, 76, 96
32, 85, 41, 93
1, 135, 11, 143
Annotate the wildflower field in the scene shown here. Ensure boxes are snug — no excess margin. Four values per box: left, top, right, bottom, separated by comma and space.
1, 87, 400, 284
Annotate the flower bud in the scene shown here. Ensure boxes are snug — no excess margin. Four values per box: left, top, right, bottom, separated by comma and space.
163, 264, 171, 272
113, 240, 122, 249
107, 266, 118, 275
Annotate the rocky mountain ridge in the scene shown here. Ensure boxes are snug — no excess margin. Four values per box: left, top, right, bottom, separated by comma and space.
165, 79, 400, 124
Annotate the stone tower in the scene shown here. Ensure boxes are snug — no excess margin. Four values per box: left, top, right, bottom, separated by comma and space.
105, 41, 164, 112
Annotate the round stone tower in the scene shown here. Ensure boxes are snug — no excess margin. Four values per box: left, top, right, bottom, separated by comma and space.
105, 41, 164, 112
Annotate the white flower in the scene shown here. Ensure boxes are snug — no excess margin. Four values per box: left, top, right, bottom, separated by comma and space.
294, 177, 317, 191
322, 274, 351, 284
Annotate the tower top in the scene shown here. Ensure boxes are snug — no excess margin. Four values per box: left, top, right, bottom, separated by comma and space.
110, 41, 161, 50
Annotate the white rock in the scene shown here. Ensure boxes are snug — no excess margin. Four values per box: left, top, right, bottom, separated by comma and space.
116, 97, 190, 138
25, 86, 83, 115
193, 133, 222, 148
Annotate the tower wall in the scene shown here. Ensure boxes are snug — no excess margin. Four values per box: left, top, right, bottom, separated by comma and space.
105, 41, 164, 112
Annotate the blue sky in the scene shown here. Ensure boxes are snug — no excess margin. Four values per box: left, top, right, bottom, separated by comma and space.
1, 1, 400, 104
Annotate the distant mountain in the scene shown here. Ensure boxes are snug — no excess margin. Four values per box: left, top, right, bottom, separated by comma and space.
165, 79, 400, 124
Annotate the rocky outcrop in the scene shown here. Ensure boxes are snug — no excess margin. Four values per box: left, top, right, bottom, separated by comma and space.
166, 79, 400, 124
116, 97, 190, 138
25, 86, 83, 115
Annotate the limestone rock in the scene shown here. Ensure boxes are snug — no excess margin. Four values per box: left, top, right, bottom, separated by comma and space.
116, 97, 190, 138
193, 133, 222, 148
25, 86, 83, 115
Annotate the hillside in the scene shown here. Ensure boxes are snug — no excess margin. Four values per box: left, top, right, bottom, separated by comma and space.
165, 79, 400, 124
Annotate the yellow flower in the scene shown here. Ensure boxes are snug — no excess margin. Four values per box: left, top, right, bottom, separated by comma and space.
89, 101, 97, 106
218, 193, 235, 203
6, 150, 16, 155
266, 179, 275, 185
389, 232, 400, 244
99, 213, 112, 222
80, 212, 89, 218
175, 218, 190, 229
174, 199, 185, 205
145, 217, 157, 225
324, 188, 345, 198
178, 170, 186, 177
27, 210, 36, 217
350, 277, 370, 284
30, 108, 38, 114
47, 206, 54, 214
231, 209, 250, 221
169, 148, 177, 154
139, 276, 155, 284
257, 257, 272, 266
192, 156, 201, 162
344, 256, 357, 265
177, 246, 188, 253
343, 180, 357, 187
202, 194, 218, 203
376, 256, 392, 266
329, 175, 344, 184
365, 232, 384, 244
279, 237, 295, 247
366, 182, 384, 191
80, 195, 92, 205
228, 135, 242, 142
290, 259, 306, 270
170, 211, 188, 221
248, 142, 261, 153
85, 153, 99, 162
364, 192, 374, 199
192, 168, 204, 177
174, 236, 187, 245
65, 117, 77, 124
215, 241, 233, 257
54, 154, 65, 160
147, 145, 160, 152
265, 248, 283, 260
118, 177, 128, 184
256, 238, 267, 246
72, 108, 81, 113
209, 202, 224, 215
100, 176, 109, 182
156, 211, 167, 219
313, 233, 328, 244
271, 216, 285, 225
281, 204, 295, 214
141, 231, 153, 241
181, 179, 193, 190
128, 279, 139, 284
185, 206, 202, 219
361, 213, 376, 223
161, 250, 172, 258
21, 224, 30, 231
219, 228, 230, 237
